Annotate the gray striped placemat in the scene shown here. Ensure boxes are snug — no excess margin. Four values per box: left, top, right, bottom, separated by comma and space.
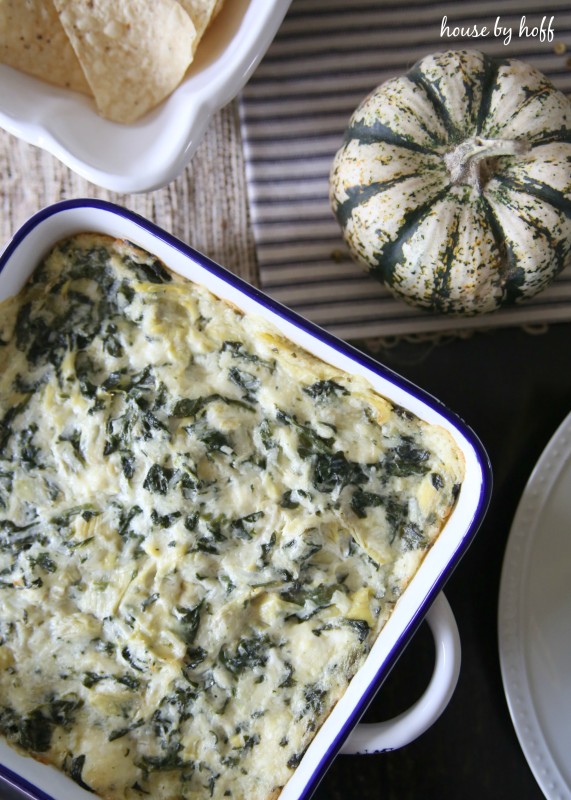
239, 0, 571, 340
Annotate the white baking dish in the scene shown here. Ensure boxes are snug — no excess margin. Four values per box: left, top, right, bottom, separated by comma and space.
0, 0, 291, 193
0, 200, 491, 800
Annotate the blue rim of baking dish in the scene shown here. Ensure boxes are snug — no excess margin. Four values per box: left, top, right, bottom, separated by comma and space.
0, 198, 492, 800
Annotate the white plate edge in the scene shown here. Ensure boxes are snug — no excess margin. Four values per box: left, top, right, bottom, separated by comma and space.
498, 410, 571, 800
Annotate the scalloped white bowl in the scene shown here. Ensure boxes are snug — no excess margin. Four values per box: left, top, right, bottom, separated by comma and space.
0, 0, 290, 193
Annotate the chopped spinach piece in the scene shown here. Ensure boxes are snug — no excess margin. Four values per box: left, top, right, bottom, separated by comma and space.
92, 638, 115, 655
118, 504, 143, 537
0, 519, 36, 553
66, 754, 94, 792
384, 440, 431, 477
14, 243, 125, 373
31, 552, 57, 573
0, 470, 13, 510
230, 511, 264, 540
400, 523, 427, 550
302, 380, 349, 401
299, 541, 322, 562
172, 393, 254, 419
12, 374, 43, 394
51, 504, 100, 529
102, 321, 123, 357
241, 734, 260, 751
143, 464, 174, 495
102, 366, 156, 398
258, 419, 275, 449
345, 618, 370, 642
108, 719, 144, 742
47, 695, 84, 728
11, 707, 53, 752
0, 695, 84, 754
281, 582, 342, 615
121, 646, 145, 672
140, 410, 169, 440
184, 512, 199, 532
351, 489, 424, 549
151, 509, 182, 528
287, 750, 306, 769
0, 397, 33, 455
115, 674, 141, 690
392, 404, 416, 421
278, 661, 296, 688
74, 352, 99, 399
123, 254, 172, 284
312, 451, 368, 493
139, 747, 187, 773
221, 341, 275, 371
276, 409, 334, 458
174, 602, 204, 646
384, 496, 411, 543
219, 634, 271, 676
350, 489, 384, 519
259, 531, 276, 566
185, 646, 207, 669
121, 452, 136, 479
172, 396, 211, 418
228, 367, 260, 400
82, 672, 106, 688
280, 489, 301, 509
142, 592, 160, 611
58, 429, 86, 466
14, 424, 42, 469
302, 683, 328, 716
191, 538, 219, 555
176, 469, 201, 499
297, 426, 334, 459
200, 429, 233, 454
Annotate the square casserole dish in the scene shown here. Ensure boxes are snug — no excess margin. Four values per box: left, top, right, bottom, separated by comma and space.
0, 200, 491, 800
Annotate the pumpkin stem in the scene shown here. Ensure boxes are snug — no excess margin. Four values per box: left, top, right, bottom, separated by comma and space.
444, 137, 531, 189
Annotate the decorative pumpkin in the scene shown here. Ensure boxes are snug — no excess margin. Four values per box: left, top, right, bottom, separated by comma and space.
329, 50, 571, 315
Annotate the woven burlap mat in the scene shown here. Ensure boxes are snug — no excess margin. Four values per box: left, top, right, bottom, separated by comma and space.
0, 100, 259, 287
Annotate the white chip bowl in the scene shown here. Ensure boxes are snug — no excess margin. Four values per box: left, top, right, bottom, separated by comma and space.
0, 0, 291, 193
0, 200, 492, 800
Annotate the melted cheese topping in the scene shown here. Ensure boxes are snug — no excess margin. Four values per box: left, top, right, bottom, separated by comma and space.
0, 234, 464, 800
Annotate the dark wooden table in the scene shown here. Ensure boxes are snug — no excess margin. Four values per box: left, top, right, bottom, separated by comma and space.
2, 321, 569, 800
311, 321, 571, 800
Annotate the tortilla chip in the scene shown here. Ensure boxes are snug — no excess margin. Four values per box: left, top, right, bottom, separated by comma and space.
52, 0, 197, 124
177, 0, 223, 53
0, 0, 91, 94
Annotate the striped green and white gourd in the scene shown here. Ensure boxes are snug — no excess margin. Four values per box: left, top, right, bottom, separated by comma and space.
329, 49, 571, 315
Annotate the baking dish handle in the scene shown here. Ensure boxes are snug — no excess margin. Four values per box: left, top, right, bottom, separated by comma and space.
339, 591, 461, 754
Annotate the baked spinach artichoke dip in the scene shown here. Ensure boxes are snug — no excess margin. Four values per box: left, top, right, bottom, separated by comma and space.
0, 234, 464, 800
